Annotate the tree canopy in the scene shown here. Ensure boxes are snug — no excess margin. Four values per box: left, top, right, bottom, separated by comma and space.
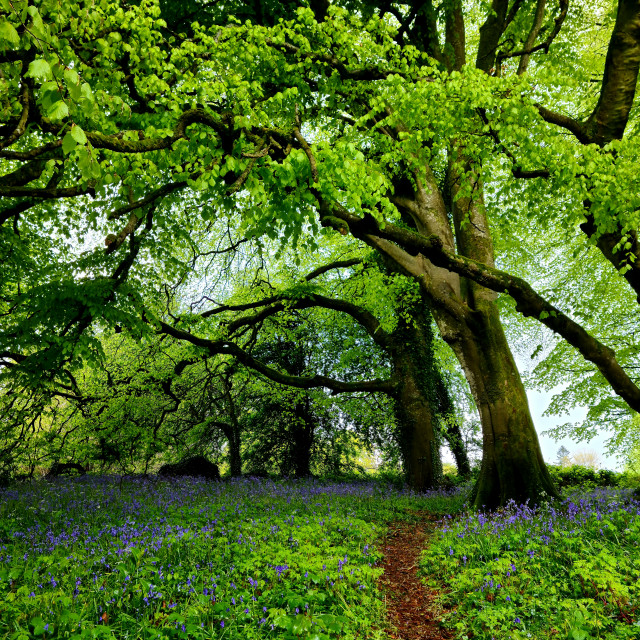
2, 0, 640, 506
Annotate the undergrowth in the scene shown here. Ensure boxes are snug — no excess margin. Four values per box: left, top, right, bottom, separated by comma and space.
423, 487, 640, 639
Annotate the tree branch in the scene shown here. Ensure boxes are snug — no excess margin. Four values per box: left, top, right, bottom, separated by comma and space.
536, 104, 589, 143
0, 84, 29, 150
304, 258, 362, 281
225, 292, 392, 349
107, 181, 188, 221
0, 185, 95, 198
583, 0, 640, 146
157, 321, 396, 395
496, 0, 569, 74
0, 159, 47, 188
326, 207, 640, 412
200, 259, 362, 319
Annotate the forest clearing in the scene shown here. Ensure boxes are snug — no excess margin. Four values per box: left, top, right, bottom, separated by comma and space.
3, 0, 640, 637
1, 476, 638, 639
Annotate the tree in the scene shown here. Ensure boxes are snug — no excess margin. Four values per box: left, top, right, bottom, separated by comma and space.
190, 248, 470, 488
556, 446, 572, 468
4, 0, 640, 506
572, 449, 601, 470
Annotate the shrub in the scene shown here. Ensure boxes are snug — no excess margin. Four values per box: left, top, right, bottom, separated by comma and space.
546, 464, 623, 489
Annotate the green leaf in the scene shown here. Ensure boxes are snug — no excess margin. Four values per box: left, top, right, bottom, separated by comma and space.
64, 67, 79, 87
70, 125, 87, 145
47, 100, 69, 122
62, 132, 77, 154
0, 19, 20, 48
26, 58, 53, 80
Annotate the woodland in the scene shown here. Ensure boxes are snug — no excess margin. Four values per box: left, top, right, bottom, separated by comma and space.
2, 0, 640, 504
2, 1, 640, 639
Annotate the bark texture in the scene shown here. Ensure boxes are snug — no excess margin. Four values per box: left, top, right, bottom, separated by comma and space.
392, 350, 441, 492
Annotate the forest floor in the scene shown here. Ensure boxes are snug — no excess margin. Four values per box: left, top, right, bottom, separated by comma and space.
380, 514, 452, 640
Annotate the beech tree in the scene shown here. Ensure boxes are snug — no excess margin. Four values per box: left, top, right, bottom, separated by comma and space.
176, 243, 470, 488
3, 0, 640, 506
204, 259, 471, 488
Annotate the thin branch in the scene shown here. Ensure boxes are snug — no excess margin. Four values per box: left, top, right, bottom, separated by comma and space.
496, 0, 569, 73
517, 0, 548, 75
0, 84, 29, 150
304, 258, 362, 281
107, 181, 187, 220
536, 104, 588, 143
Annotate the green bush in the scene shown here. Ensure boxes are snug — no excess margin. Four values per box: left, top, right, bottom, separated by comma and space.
546, 464, 623, 489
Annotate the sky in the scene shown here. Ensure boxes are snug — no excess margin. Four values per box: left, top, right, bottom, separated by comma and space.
527, 386, 622, 471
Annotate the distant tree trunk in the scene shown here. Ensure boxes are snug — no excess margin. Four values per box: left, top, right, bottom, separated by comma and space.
433, 375, 471, 478
228, 429, 242, 476
291, 396, 314, 478
220, 374, 244, 477
443, 419, 471, 478
218, 422, 243, 477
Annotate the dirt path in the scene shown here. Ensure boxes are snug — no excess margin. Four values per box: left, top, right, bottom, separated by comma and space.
379, 517, 452, 640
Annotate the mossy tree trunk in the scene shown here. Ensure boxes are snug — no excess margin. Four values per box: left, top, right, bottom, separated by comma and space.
433, 364, 472, 478
389, 300, 446, 491
451, 306, 559, 508
393, 363, 441, 491
291, 396, 314, 478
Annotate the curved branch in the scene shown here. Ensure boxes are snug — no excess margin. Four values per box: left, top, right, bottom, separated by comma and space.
200, 259, 363, 318
328, 207, 640, 412
225, 293, 392, 349
0, 185, 95, 198
0, 159, 47, 188
0, 84, 29, 150
535, 1, 640, 146
304, 258, 362, 281
107, 181, 188, 221
536, 104, 588, 143
0, 139, 63, 160
157, 321, 396, 395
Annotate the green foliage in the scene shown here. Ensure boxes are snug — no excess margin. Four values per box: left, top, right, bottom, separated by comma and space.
0, 476, 465, 639
423, 490, 640, 639
546, 465, 623, 490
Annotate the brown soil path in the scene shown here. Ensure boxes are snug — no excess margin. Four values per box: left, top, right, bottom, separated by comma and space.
379, 516, 452, 640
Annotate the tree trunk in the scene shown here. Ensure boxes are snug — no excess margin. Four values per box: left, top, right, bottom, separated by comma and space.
291, 396, 314, 478
441, 417, 472, 479
228, 429, 242, 476
433, 363, 472, 478
394, 367, 441, 491
451, 306, 559, 509
446, 159, 558, 508
389, 299, 444, 491
369, 154, 558, 506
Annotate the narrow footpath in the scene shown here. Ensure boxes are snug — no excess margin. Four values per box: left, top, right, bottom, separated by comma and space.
379, 517, 452, 640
